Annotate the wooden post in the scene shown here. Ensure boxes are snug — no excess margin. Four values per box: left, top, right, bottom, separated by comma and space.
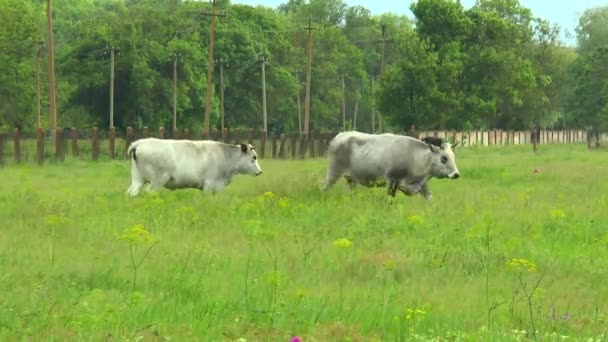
0, 134, 4, 167
222, 128, 228, 142
36, 127, 44, 165
248, 128, 254, 145
278, 133, 287, 159
92, 127, 99, 161
233, 128, 241, 145
184, 128, 192, 140
159, 127, 166, 139
13, 128, 21, 164
126, 127, 134, 158
201, 127, 209, 140
172, 128, 180, 140
317, 132, 325, 156
55, 128, 63, 161
290, 134, 298, 159
271, 135, 277, 158
211, 128, 219, 141
109, 126, 116, 159
299, 134, 307, 159
308, 131, 316, 158
71, 128, 79, 156
259, 131, 267, 159
143, 126, 150, 138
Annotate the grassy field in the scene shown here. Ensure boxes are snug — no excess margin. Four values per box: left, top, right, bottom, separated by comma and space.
1, 144, 607, 341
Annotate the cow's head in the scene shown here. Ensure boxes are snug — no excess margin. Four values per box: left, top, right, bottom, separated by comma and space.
428, 142, 460, 179
237, 143, 263, 176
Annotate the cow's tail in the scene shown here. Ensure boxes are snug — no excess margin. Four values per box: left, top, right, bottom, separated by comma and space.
127, 141, 138, 162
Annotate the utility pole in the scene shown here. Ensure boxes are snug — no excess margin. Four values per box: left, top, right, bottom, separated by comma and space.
109, 46, 118, 129
35, 41, 44, 128
46, 0, 57, 131
172, 52, 180, 131
202, 0, 226, 136
260, 54, 268, 139
295, 70, 302, 135
341, 74, 346, 131
303, 15, 315, 135
353, 89, 359, 130
217, 58, 227, 134
378, 24, 393, 133
380, 24, 387, 78
371, 75, 376, 133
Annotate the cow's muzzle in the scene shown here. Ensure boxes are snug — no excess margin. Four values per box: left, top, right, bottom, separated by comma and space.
255, 171, 263, 176
449, 172, 460, 179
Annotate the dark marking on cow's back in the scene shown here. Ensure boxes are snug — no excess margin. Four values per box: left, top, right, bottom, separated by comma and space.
421, 136, 443, 147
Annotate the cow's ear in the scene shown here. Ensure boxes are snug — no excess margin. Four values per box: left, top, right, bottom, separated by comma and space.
250, 145, 256, 150
240, 143, 248, 153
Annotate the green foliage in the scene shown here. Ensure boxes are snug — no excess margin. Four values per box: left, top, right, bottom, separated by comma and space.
1, 0, 608, 133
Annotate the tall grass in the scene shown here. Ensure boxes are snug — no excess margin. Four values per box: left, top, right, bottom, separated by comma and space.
0, 145, 607, 340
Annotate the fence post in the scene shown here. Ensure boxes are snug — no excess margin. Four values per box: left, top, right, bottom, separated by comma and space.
221, 128, 228, 142
143, 126, 150, 138
0, 134, 4, 167
201, 128, 209, 140
308, 131, 316, 158
109, 126, 116, 159
92, 127, 99, 161
298, 134, 307, 159
259, 131, 267, 159
159, 127, 166, 139
126, 127, 134, 159
71, 128, 79, 157
58, 128, 65, 161
233, 128, 241, 145
36, 127, 44, 165
13, 128, 21, 164
278, 133, 287, 159
271, 135, 277, 158
248, 128, 254, 145
172, 128, 179, 139
290, 134, 298, 159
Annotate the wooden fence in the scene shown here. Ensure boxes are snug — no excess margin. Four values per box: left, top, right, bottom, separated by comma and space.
0, 126, 590, 165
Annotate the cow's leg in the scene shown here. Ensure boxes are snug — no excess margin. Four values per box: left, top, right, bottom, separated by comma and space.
420, 183, 432, 200
321, 164, 345, 191
386, 179, 398, 197
202, 179, 224, 195
149, 172, 171, 192
127, 162, 145, 197
344, 175, 357, 190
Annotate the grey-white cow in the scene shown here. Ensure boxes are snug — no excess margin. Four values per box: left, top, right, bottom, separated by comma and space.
321, 131, 460, 199
126, 138, 262, 197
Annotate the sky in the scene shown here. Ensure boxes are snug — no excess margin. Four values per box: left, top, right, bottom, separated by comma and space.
230, 0, 607, 46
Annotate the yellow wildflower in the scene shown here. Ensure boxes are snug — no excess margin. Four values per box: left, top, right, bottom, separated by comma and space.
332, 238, 353, 249
550, 209, 566, 219
44, 214, 62, 226
405, 307, 428, 320
507, 258, 537, 273
263, 191, 276, 199
407, 215, 424, 225
117, 224, 158, 245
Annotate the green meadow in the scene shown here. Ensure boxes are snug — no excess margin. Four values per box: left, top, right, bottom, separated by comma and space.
1, 145, 607, 341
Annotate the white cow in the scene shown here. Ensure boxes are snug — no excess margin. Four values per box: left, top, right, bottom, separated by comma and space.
322, 131, 460, 199
126, 138, 262, 197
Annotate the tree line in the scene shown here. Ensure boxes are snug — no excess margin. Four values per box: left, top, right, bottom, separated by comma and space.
2, 0, 608, 135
